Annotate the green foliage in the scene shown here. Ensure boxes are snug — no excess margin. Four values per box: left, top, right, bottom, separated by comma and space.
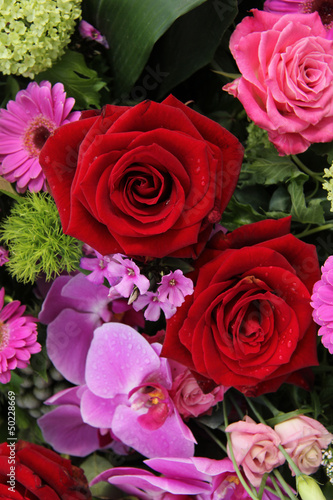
80, 454, 115, 497
36, 50, 107, 109
223, 123, 327, 230
0, 192, 82, 284
83, 0, 235, 98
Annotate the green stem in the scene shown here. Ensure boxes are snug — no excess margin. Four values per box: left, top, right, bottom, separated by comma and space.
294, 223, 333, 239
278, 445, 302, 478
228, 392, 245, 420
202, 425, 227, 454
245, 397, 267, 424
223, 401, 260, 500
270, 475, 288, 500
273, 470, 298, 500
254, 396, 281, 417
291, 155, 324, 183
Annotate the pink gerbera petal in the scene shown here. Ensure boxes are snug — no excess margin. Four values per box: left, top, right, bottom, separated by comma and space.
0, 81, 80, 193
0, 288, 40, 382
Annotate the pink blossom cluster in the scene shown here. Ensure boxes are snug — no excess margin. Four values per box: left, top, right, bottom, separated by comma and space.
80, 250, 194, 321
226, 415, 332, 486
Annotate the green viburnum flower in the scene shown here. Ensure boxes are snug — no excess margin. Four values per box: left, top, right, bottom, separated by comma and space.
0, 0, 82, 78
0, 192, 82, 283
322, 164, 333, 212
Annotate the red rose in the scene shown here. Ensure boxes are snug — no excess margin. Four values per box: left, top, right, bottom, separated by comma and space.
0, 440, 91, 499
39, 95, 243, 259
162, 218, 320, 396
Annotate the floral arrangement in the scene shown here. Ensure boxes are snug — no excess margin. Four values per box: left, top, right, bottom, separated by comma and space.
1, 1, 333, 499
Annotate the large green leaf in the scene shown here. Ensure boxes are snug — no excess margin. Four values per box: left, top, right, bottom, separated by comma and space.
83, 0, 210, 96
145, 0, 238, 99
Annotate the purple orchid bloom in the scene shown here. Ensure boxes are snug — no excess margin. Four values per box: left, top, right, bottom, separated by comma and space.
80, 322, 196, 458
38, 273, 144, 385
38, 385, 128, 457
91, 456, 284, 499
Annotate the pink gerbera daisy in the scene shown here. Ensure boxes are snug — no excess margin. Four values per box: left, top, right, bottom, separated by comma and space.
0, 288, 40, 383
311, 255, 333, 354
0, 81, 81, 193
264, 0, 333, 35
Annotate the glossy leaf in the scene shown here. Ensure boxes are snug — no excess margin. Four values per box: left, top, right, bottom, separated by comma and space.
83, 0, 211, 95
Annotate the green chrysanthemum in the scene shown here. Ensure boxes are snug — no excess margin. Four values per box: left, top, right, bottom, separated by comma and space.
0, 0, 82, 78
0, 192, 82, 283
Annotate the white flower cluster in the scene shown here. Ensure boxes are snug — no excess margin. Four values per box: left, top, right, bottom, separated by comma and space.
0, 0, 82, 78
322, 444, 333, 484
322, 163, 333, 212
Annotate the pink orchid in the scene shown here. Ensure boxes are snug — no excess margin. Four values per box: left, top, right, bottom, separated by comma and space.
80, 323, 196, 458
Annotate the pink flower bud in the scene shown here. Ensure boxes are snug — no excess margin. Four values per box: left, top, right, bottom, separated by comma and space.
170, 369, 227, 419
225, 416, 285, 486
274, 415, 333, 476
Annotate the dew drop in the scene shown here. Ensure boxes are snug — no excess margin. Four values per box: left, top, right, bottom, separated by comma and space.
287, 340, 292, 348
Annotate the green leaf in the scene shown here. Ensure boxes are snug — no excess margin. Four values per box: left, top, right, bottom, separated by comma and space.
269, 186, 291, 213
80, 454, 115, 497
288, 176, 325, 225
147, 0, 238, 98
222, 196, 266, 230
29, 347, 48, 382
0, 75, 20, 108
83, 0, 209, 96
36, 50, 107, 109
197, 404, 224, 429
240, 157, 302, 187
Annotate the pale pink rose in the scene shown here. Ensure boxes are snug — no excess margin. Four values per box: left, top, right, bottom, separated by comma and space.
274, 415, 333, 475
170, 369, 228, 419
225, 416, 285, 486
223, 10, 333, 155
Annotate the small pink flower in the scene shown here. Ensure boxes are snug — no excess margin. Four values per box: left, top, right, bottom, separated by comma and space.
223, 10, 333, 155
170, 369, 228, 419
225, 416, 285, 486
132, 292, 176, 321
275, 415, 333, 475
107, 254, 150, 298
0, 81, 80, 193
158, 270, 194, 307
0, 288, 40, 383
79, 20, 109, 48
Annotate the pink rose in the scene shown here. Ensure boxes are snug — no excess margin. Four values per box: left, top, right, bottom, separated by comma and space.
274, 415, 333, 475
170, 369, 228, 419
223, 10, 333, 155
225, 416, 285, 486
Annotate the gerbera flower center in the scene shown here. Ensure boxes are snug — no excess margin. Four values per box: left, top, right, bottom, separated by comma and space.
0, 321, 10, 350
302, 0, 333, 28
23, 115, 56, 158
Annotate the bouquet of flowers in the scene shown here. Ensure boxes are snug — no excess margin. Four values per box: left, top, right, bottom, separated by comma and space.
0, 1, 333, 499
